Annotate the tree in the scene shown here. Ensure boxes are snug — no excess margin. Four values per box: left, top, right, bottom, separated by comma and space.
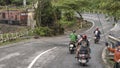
56, 0, 90, 19
0, 0, 11, 5
35, 0, 55, 27
34, 0, 64, 35
99, 0, 120, 23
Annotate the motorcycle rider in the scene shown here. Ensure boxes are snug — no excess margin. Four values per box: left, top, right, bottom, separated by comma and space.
106, 42, 120, 68
94, 28, 101, 40
75, 34, 90, 58
69, 30, 77, 47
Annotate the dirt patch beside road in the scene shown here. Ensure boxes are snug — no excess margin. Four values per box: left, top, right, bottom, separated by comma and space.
0, 24, 28, 33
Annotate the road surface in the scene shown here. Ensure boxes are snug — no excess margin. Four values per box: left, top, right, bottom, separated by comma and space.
0, 14, 114, 68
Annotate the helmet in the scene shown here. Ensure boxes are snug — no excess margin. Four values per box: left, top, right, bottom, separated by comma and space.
82, 34, 87, 39
72, 30, 76, 33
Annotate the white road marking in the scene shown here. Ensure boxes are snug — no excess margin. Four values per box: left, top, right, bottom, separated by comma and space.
0, 52, 20, 62
84, 19, 95, 33
27, 47, 57, 68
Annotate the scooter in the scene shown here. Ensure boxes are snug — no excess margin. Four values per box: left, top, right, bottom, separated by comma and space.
69, 42, 76, 54
77, 53, 89, 66
94, 35, 100, 44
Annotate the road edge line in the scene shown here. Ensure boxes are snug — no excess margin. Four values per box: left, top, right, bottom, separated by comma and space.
27, 47, 57, 68
84, 19, 95, 33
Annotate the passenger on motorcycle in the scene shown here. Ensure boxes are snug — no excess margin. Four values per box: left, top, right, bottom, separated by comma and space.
93, 28, 101, 39
69, 30, 77, 46
76, 34, 90, 58
106, 42, 120, 68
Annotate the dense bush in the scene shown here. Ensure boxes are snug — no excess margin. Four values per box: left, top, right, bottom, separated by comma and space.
34, 27, 53, 36
59, 18, 76, 28
34, 25, 64, 36
50, 24, 64, 35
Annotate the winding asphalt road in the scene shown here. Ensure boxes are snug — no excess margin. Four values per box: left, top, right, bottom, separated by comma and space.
0, 14, 114, 68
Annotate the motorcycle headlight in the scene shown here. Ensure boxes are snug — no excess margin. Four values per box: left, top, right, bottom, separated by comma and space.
70, 44, 74, 47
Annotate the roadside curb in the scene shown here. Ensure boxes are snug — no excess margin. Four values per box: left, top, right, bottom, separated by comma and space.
102, 47, 111, 68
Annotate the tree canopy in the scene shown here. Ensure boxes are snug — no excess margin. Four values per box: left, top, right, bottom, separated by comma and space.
99, 0, 120, 22
0, 0, 34, 6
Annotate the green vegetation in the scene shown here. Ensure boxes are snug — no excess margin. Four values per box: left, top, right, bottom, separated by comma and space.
56, 0, 90, 19
33, 27, 52, 36
34, 0, 64, 36
106, 50, 114, 67
0, 30, 33, 46
99, 0, 120, 23
0, 36, 31, 46
34, 0, 93, 36
1, 0, 120, 36
0, 0, 34, 6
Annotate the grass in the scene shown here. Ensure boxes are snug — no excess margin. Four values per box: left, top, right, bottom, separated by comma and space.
106, 57, 114, 66
0, 36, 32, 47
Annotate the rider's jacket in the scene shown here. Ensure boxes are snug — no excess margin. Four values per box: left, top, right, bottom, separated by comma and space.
94, 30, 101, 37
108, 47, 120, 62
69, 33, 77, 42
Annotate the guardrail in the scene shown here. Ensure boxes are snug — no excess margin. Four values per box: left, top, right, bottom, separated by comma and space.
107, 35, 120, 57
108, 35, 120, 43
105, 35, 120, 67
0, 30, 33, 43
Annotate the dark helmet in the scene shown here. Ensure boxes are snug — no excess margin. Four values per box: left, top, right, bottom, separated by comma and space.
82, 34, 87, 39
96, 28, 99, 30
72, 30, 76, 33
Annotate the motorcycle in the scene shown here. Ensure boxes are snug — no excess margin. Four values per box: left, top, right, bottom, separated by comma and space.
94, 35, 100, 44
77, 46, 90, 66
69, 42, 76, 54
77, 53, 89, 66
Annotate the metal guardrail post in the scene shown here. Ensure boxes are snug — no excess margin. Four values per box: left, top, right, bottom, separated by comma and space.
108, 35, 120, 42
107, 35, 120, 57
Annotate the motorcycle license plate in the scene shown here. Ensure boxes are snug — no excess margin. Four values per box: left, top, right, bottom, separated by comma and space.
81, 59, 86, 63
70, 48, 73, 50
79, 54, 85, 57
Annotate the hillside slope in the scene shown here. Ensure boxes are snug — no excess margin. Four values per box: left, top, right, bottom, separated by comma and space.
0, 24, 27, 33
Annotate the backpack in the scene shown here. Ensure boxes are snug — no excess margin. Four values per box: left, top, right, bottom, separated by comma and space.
79, 46, 89, 54
80, 39, 89, 47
